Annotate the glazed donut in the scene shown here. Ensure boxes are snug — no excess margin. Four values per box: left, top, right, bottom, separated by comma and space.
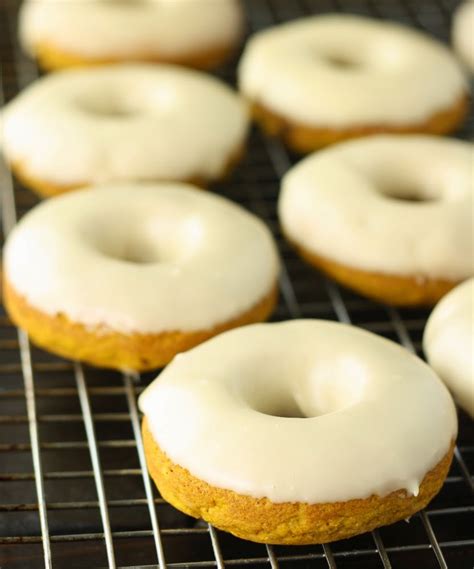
19, 0, 243, 71
453, 1, 474, 72
0, 64, 249, 197
238, 14, 468, 152
3, 183, 279, 371
139, 320, 457, 544
278, 135, 473, 306
424, 278, 474, 418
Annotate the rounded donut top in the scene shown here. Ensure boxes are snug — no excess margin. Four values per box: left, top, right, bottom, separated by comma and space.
453, 1, 474, 72
19, 0, 243, 63
139, 319, 457, 503
0, 64, 249, 187
279, 135, 474, 280
238, 14, 467, 127
3, 183, 280, 334
424, 278, 474, 417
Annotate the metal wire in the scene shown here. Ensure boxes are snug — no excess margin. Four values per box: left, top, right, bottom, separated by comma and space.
208, 525, 226, 569
74, 363, 117, 569
1, 0, 473, 568
123, 372, 167, 568
15, 333, 53, 569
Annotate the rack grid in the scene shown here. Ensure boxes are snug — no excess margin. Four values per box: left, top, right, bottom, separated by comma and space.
0, 1, 473, 568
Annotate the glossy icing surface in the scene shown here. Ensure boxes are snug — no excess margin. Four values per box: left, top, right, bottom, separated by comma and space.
4, 183, 279, 334
239, 14, 467, 127
139, 320, 457, 503
20, 0, 243, 60
279, 135, 473, 279
424, 278, 474, 417
0, 64, 249, 186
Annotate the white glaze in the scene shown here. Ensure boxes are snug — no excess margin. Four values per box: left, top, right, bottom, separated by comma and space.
3, 183, 279, 334
238, 14, 467, 127
424, 279, 474, 417
279, 135, 474, 280
19, 0, 243, 62
453, 1, 474, 72
0, 64, 249, 186
139, 320, 457, 503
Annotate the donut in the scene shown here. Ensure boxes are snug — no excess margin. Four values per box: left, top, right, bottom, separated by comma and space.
19, 0, 243, 71
0, 64, 249, 197
238, 14, 469, 152
279, 135, 473, 307
139, 320, 457, 544
424, 278, 474, 418
2, 183, 279, 371
453, 1, 474, 72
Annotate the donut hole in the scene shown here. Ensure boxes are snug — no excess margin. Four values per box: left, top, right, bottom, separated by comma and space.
236, 375, 311, 419
94, 236, 177, 264
77, 82, 176, 119
238, 356, 368, 419
104, 239, 167, 264
79, 97, 140, 119
379, 183, 439, 203
386, 192, 433, 203
84, 215, 204, 265
315, 46, 363, 70
324, 54, 361, 69
251, 397, 308, 419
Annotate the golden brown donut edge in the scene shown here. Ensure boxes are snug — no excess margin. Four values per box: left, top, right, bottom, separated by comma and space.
8, 143, 246, 198
142, 418, 455, 545
251, 94, 470, 153
2, 278, 278, 371
289, 239, 460, 307
30, 37, 241, 72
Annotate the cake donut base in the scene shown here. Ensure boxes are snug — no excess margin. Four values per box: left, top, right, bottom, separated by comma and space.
142, 419, 454, 545
9, 144, 245, 198
3, 279, 278, 371
30, 41, 238, 72
252, 95, 470, 152
292, 241, 457, 307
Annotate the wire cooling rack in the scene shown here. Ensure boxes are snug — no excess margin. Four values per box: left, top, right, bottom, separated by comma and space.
0, 0, 473, 568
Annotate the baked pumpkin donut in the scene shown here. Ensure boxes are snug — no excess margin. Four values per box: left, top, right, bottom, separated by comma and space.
424, 278, 474, 418
238, 14, 469, 152
3, 183, 279, 371
19, 0, 244, 71
0, 64, 249, 197
279, 135, 473, 306
139, 320, 457, 544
